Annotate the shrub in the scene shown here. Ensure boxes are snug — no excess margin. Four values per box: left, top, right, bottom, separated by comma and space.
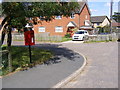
64, 33, 71, 38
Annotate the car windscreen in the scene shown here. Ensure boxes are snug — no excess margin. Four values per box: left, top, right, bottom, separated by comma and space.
75, 31, 84, 34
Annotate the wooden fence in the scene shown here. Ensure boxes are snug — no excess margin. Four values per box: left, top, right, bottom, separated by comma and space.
0, 33, 62, 42
11, 33, 62, 42
84, 33, 118, 42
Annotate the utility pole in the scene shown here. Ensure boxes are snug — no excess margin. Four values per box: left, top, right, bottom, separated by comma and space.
110, 0, 113, 33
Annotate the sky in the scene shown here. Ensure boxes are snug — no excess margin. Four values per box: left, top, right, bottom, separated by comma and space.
88, 0, 119, 18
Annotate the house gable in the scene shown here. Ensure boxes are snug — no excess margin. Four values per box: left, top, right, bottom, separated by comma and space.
79, 3, 91, 27
78, 3, 91, 15
67, 21, 77, 27
102, 18, 110, 27
91, 16, 110, 28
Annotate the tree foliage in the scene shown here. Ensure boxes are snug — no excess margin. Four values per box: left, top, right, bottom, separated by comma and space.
0, 3, 2, 16
1, 2, 79, 46
112, 12, 120, 23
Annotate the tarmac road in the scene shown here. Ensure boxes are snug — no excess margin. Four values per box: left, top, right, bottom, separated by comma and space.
62, 42, 118, 88
2, 43, 84, 88
2, 41, 118, 88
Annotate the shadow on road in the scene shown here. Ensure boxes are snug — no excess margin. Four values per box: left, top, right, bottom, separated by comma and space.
35, 44, 81, 65
16, 43, 81, 65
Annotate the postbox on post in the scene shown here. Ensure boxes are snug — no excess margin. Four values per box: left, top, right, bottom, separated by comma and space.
24, 23, 35, 64
24, 30, 35, 46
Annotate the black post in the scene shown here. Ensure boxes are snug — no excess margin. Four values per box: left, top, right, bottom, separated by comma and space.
29, 45, 32, 63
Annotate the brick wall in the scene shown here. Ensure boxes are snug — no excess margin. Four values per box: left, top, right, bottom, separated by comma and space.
34, 14, 80, 37
79, 4, 90, 27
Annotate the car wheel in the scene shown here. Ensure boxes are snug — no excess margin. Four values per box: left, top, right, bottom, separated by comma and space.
82, 37, 85, 41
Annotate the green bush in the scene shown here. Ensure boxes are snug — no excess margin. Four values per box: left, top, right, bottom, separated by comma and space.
97, 25, 111, 34
64, 33, 71, 38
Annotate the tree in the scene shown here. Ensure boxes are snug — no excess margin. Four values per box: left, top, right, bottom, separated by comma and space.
112, 12, 120, 23
0, 3, 2, 16
1, 2, 79, 72
1, 2, 79, 46
1, 2, 28, 72
103, 25, 111, 34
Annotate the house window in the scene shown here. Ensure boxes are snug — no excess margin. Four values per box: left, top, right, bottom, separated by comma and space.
38, 27, 45, 32
117, 26, 120, 29
55, 26, 63, 32
84, 20, 91, 26
29, 17, 32, 20
96, 23, 100, 26
70, 13, 75, 19
55, 16, 62, 19
39, 16, 45, 20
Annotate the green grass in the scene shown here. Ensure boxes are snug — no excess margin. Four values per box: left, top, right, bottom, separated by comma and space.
1, 46, 53, 76
61, 37, 72, 42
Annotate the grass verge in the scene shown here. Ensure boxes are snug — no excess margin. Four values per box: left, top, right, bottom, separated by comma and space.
61, 37, 72, 42
1, 46, 53, 76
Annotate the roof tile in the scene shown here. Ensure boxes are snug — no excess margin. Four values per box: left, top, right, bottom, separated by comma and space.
91, 16, 108, 23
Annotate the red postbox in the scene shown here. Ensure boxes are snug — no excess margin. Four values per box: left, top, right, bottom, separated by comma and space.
24, 30, 35, 46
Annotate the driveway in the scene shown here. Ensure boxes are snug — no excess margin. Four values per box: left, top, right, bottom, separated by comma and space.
2, 43, 84, 88
61, 42, 118, 88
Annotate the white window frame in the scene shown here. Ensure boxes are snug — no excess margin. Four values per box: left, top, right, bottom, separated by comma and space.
55, 26, 63, 32
70, 13, 75, 19
85, 15, 88, 19
84, 20, 90, 26
55, 15, 62, 19
38, 27, 45, 32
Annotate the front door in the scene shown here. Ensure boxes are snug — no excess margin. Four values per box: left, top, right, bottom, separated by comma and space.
67, 27, 75, 37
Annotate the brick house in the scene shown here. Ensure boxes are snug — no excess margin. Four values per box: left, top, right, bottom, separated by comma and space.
33, 2, 92, 37
0, 2, 92, 36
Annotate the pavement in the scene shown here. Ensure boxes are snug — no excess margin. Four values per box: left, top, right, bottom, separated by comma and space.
1, 41, 118, 88
2, 43, 85, 88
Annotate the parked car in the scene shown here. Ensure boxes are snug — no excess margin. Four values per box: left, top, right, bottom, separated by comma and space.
72, 30, 89, 41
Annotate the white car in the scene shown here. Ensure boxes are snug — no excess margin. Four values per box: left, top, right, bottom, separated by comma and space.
72, 30, 89, 41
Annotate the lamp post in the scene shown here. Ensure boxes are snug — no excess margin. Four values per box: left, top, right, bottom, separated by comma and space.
110, 0, 113, 34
